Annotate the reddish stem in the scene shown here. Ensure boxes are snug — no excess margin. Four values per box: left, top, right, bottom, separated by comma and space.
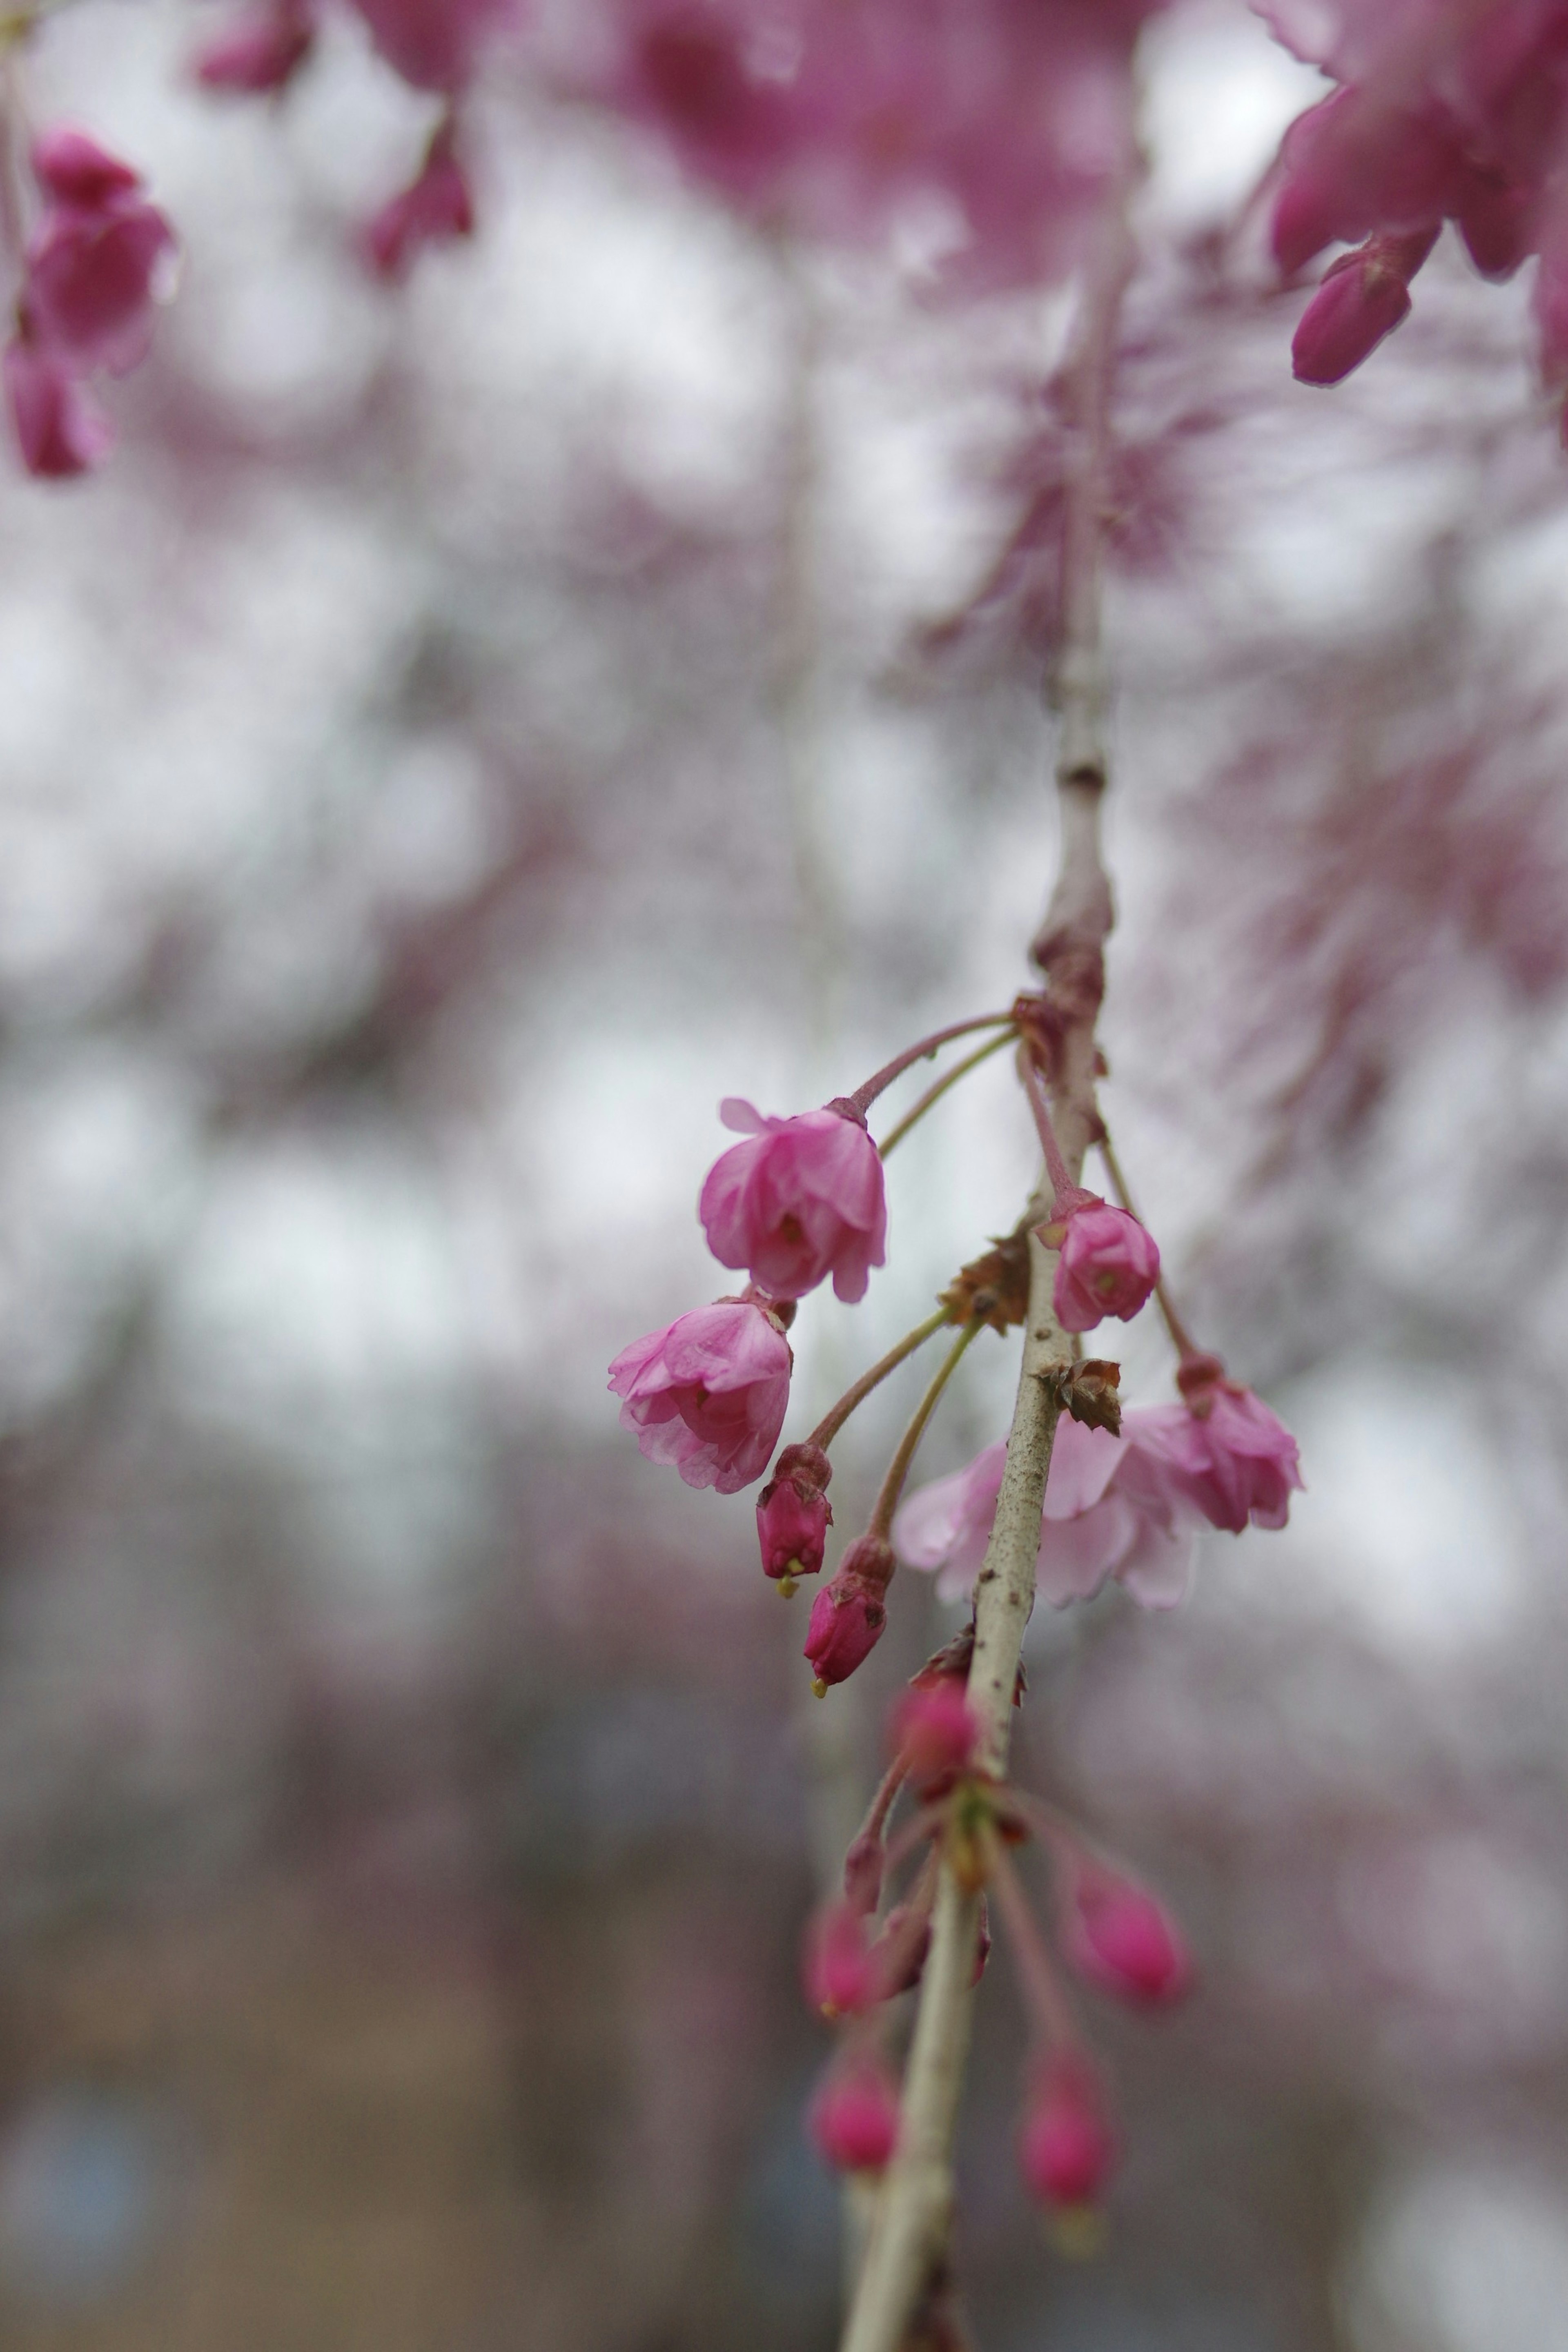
1016, 1048, 1080, 1210
842, 1015, 1016, 1119
986, 1835, 1081, 2051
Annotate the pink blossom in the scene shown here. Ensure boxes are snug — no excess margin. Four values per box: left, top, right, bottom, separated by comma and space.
804, 1533, 893, 1690
756, 1441, 833, 1581
3, 338, 114, 479
364, 125, 475, 279
699, 1100, 886, 1304
194, 0, 316, 91
1049, 1199, 1159, 1333
893, 1411, 1200, 1615
23, 131, 176, 379
348, 0, 510, 91
1018, 2059, 1116, 2210
809, 2055, 900, 2173
1066, 1875, 1189, 2008
1292, 227, 1438, 385
608, 1297, 791, 1493
804, 1901, 879, 2016
1144, 1374, 1305, 1534
889, 1684, 976, 1792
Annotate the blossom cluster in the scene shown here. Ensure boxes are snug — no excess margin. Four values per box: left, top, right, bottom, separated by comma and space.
608, 1000, 1303, 1697
804, 1669, 1189, 2222
1262, 0, 1568, 415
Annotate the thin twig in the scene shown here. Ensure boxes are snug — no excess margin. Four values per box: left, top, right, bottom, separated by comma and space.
877, 1029, 1016, 1158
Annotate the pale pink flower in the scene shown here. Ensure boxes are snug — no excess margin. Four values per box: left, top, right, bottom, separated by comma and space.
1051, 1199, 1159, 1333
23, 130, 176, 379
608, 1298, 791, 1492
1065, 1875, 1189, 2008
1292, 227, 1437, 384
892, 1411, 1200, 1615
700, 1100, 886, 1304
194, 0, 316, 91
1018, 2058, 1116, 2210
3, 338, 113, 479
804, 1533, 893, 1689
348, 0, 510, 91
364, 125, 474, 278
755, 1441, 833, 1581
1146, 1380, 1304, 1535
809, 2054, 900, 2173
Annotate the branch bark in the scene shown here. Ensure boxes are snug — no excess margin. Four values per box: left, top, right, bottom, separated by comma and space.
836, 82, 1140, 2352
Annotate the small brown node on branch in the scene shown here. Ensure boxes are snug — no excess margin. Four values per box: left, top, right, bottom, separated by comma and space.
938, 1229, 1031, 1332
1042, 1358, 1123, 1436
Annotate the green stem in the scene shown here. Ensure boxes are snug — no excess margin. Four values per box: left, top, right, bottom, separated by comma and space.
868, 1320, 982, 1538
808, 1308, 951, 1452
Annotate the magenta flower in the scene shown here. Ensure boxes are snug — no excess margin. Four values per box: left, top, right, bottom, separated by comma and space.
809, 2055, 900, 2174
194, 0, 316, 92
364, 124, 475, 278
3, 338, 113, 479
22, 130, 176, 379
1292, 227, 1438, 385
1018, 2059, 1116, 2211
348, 0, 509, 92
756, 1441, 833, 1581
608, 1298, 791, 1493
700, 1100, 887, 1304
889, 1684, 977, 1793
804, 1534, 894, 1691
1145, 1379, 1305, 1535
1049, 1199, 1159, 1333
893, 1410, 1201, 1616
1065, 1876, 1189, 2009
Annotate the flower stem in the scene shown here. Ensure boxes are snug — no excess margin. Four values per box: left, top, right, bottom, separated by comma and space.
985, 1835, 1080, 2051
844, 1016, 1017, 1120
809, 1308, 952, 1453
876, 1028, 1016, 1158
867, 1320, 983, 1539
1096, 1129, 1201, 1361
1017, 1047, 1078, 1207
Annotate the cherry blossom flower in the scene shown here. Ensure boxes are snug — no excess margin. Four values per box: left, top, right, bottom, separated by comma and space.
22, 129, 176, 379
194, 0, 316, 92
1049, 1198, 1159, 1332
755, 1441, 833, 1580
2, 337, 114, 479
809, 2054, 900, 2173
700, 1100, 886, 1304
892, 1411, 1200, 1614
1144, 1373, 1304, 1534
348, 0, 510, 91
608, 1297, 791, 1492
1018, 2058, 1116, 2210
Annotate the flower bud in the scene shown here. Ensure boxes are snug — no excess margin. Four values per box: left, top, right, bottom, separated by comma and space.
1067, 1877, 1189, 2008
804, 1902, 879, 2018
1291, 229, 1437, 387
756, 1442, 833, 1583
889, 1684, 978, 1793
1019, 2060, 1116, 2212
1048, 1200, 1159, 1334
804, 1535, 894, 1694
809, 2055, 900, 2174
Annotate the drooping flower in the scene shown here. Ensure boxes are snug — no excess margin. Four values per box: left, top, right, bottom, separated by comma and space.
347, 0, 510, 91
892, 1410, 1200, 1615
756, 1441, 833, 1581
363, 120, 476, 278
700, 1100, 887, 1304
1148, 1368, 1304, 1534
1018, 2058, 1116, 2210
22, 129, 177, 379
608, 1297, 791, 1493
1048, 1199, 1159, 1333
193, 0, 316, 92
1065, 1874, 1189, 2008
2, 336, 114, 479
809, 2054, 900, 2174
1292, 226, 1439, 385
804, 1532, 894, 1690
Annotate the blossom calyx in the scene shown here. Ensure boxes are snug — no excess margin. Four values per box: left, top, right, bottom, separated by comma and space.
804, 1535, 894, 1694
756, 1442, 833, 1586
700, 1098, 887, 1303
1040, 1199, 1160, 1334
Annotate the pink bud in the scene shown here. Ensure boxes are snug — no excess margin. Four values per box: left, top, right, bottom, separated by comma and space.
3, 338, 113, 479
30, 128, 142, 209
194, 0, 316, 92
1067, 1877, 1190, 2008
1049, 1200, 1159, 1334
809, 2056, 900, 2174
700, 1100, 887, 1304
22, 137, 177, 380
364, 124, 474, 279
1292, 228, 1437, 387
889, 1684, 977, 1792
1018, 2061, 1116, 2211
804, 1536, 894, 1692
804, 1902, 879, 2018
756, 1442, 833, 1581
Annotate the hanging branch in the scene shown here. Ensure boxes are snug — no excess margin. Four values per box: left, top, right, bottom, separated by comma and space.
836, 82, 1142, 2352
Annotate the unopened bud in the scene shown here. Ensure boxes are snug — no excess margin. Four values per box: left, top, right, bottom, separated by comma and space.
809, 2055, 901, 2174
1067, 1876, 1190, 2008
889, 1684, 978, 1793
804, 1535, 894, 1693
757, 1442, 833, 1581
1019, 2059, 1116, 2212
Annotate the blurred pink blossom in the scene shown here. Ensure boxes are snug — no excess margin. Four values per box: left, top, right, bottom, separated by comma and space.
23, 129, 176, 378
700, 1100, 886, 1304
194, 0, 317, 91
1065, 1874, 1189, 2007
364, 123, 475, 277
809, 2054, 900, 2173
608, 1298, 791, 1492
1018, 2058, 1115, 2209
1292, 226, 1437, 384
348, 0, 511, 90
2, 338, 114, 479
